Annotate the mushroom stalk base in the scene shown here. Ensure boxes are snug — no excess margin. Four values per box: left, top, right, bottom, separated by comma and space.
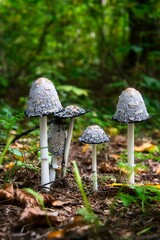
92, 144, 98, 191
62, 118, 75, 177
127, 123, 135, 184
40, 116, 50, 187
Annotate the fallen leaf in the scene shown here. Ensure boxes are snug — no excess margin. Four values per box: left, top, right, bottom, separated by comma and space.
156, 165, 160, 174
107, 183, 160, 189
48, 229, 65, 239
52, 200, 71, 207
134, 143, 158, 152
48, 216, 85, 239
5, 162, 15, 169
15, 188, 39, 207
82, 144, 90, 153
0, 183, 14, 201
15, 206, 58, 228
109, 154, 120, 160
99, 162, 127, 174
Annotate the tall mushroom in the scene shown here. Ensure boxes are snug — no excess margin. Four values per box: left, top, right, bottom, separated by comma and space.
112, 88, 150, 184
48, 119, 66, 182
54, 105, 89, 177
25, 77, 63, 187
79, 125, 110, 191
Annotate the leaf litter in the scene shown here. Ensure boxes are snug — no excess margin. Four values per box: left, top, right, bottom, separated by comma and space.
0, 134, 160, 239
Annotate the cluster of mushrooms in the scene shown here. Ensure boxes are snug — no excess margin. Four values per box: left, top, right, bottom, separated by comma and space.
25, 77, 149, 191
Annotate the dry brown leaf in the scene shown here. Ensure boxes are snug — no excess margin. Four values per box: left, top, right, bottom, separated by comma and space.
48, 229, 65, 239
156, 165, 160, 174
42, 193, 54, 206
82, 144, 90, 153
109, 154, 120, 160
135, 167, 148, 173
134, 142, 158, 152
52, 200, 71, 207
0, 183, 14, 201
5, 162, 15, 169
16, 206, 58, 228
10, 141, 30, 151
48, 216, 85, 239
99, 162, 126, 174
15, 189, 39, 207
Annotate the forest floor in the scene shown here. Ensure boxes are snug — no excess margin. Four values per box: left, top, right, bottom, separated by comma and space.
0, 133, 160, 240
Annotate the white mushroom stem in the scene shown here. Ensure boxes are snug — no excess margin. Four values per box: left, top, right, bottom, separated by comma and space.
92, 144, 98, 191
127, 123, 135, 184
40, 116, 50, 187
62, 117, 75, 177
49, 155, 58, 182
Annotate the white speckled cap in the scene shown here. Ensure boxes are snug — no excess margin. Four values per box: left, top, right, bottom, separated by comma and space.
79, 125, 109, 144
54, 105, 89, 119
25, 77, 63, 117
112, 88, 150, 123
48, 119, 66, 156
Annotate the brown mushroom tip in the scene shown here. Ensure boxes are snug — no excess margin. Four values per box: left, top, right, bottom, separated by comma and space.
25, 77, 63, 117
112, 87, 150, 123
79, 124, 110, 144
54, 105, 89, 119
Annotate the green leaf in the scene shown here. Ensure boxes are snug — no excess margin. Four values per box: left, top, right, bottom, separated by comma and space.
8, 148, 22, 157
137, 226, 152, 236
57, 85, 88, 96
119, 193, 135, 207
131, 45, 143, 53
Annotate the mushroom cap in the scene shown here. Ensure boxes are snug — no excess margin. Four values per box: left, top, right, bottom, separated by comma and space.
54, 105, 89, 119
48, 119, 66, 156
79, 125, 110, 144
25, 77, 63, 117
112, 88, 150, 123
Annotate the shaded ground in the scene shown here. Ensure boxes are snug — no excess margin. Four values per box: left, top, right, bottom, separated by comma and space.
0, 134, 160, 240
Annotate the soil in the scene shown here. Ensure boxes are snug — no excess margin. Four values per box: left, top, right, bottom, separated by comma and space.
0, 134, 160, 240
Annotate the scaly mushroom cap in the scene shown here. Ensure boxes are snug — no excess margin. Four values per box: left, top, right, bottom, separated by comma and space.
79, 125, 109, 144
25, 77, 63, 117
112, 88, 150, 123
54, 105, 89, 119
48, 119, 66, 156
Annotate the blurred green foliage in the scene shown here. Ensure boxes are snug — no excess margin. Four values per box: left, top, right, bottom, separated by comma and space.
0, 0, 160, 131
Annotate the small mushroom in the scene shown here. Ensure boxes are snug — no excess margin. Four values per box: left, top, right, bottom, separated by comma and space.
112, 88, 150, 184
79, 125, 110, 191
25, 77, 63, 187
54, 105, 89, 177
48, 119, 66, 182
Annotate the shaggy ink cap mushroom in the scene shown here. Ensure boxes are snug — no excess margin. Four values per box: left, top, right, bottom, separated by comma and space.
79, 125, 109, 191
79, 125, 110, 144
54, 105, 89, 119
54, 105, 89, 178
25, 77, 63, 117
112, 88, 150, 123
48, 119, 66, 156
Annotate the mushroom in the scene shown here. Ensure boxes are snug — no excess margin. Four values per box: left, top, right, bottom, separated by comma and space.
54, 105, 89, 177
48, 119, 66, 182
25, 77, 63, 187
112, 88, 150, 184
79, 125, 110, 191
